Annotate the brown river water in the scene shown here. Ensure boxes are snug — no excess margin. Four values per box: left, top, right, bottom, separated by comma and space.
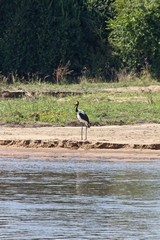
0, 157, 160, 239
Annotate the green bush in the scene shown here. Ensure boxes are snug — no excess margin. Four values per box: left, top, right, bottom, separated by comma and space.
108, 0, 160, 77
0, 0, 112, 80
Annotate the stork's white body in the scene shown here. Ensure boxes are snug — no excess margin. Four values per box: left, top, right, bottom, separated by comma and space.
75, 101, 90, 140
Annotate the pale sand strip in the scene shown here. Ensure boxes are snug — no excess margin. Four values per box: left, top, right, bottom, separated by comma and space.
0, 124, 160, 160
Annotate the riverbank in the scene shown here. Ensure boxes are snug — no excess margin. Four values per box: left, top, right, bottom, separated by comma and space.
1, 124, 160, 160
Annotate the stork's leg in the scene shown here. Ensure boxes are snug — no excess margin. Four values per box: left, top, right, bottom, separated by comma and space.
81, 124, 83, 140
85, 126, 87, 140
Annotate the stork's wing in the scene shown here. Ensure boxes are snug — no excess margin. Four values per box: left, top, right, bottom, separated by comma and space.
79, 110, 90, 122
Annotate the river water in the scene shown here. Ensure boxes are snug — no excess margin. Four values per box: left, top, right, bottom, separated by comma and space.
0, 158, 160, 239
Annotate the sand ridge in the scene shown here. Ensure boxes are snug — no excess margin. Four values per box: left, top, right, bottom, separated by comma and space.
0, 124, 160, 147
0, 124, 160, 160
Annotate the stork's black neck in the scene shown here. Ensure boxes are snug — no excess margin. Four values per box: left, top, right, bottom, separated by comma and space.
75, 105, 78, 113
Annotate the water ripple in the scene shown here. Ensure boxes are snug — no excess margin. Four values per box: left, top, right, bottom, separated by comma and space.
0, 159, 160, 239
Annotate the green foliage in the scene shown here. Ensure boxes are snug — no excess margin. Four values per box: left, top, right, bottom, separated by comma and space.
108, 0, 160, 77
1, 0, 159, 80
84, 0, 114, 78
0, 0, 112, 79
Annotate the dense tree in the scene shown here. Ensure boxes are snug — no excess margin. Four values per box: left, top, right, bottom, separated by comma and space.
0, 0, 113, 81
108, 0, 160, 77
2, 0, 159, 81
84, 0, 114, 78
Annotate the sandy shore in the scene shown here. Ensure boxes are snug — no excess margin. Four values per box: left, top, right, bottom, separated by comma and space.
1, 124, 160, 160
